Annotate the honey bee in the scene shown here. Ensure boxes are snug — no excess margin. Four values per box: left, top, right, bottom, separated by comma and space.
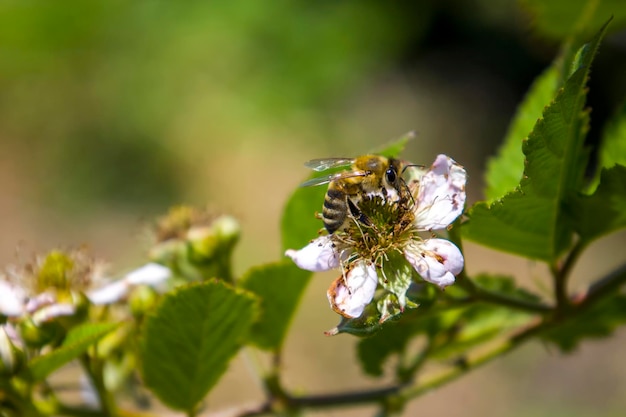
301, 155, 411, 234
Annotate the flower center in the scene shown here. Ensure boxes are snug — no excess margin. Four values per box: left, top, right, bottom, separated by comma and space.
333, 195, 419, 267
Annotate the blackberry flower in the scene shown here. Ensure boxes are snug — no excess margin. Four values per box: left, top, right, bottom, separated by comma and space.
286, 154, 466, 320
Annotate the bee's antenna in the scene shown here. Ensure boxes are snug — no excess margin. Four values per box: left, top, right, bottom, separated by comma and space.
401, 164, 425, 175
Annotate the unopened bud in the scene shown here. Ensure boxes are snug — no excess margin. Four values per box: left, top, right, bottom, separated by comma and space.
19, 317, 63, 348
0, 326, 24, 376
129, 285, 158, 317
187, 215, 240, 261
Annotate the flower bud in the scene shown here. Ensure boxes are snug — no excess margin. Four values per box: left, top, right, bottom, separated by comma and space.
0, 326, 24, 376
187, 215, 240, 262
129, 285, 159, 317
19, 317, 64, 348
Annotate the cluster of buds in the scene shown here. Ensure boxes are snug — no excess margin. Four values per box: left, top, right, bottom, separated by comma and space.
286, 154, 466, 324
149, 206, 240, 282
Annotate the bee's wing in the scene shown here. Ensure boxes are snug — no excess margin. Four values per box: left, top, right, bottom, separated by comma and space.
300, 170, 368, 188
304, 158, 354, 172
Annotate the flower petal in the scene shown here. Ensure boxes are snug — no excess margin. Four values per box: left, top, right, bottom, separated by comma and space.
88, 263, 172, 305
87, 280, 130, 305
404, 239, 464, 289
0, 281, 25, 317
25, 293, 56, 314
32, 303, 76, 324
125, 263, 171, 287
327, 260, 378, 318
285, 235, 340, 272
414, 154, 467, 231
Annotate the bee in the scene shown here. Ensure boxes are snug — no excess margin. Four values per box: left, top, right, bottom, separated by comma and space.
301, 155, 412, 234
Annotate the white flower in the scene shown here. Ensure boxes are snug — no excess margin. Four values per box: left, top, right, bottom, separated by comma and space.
0, 251, 172, 322
285, 154, 467, 320
0, 280, 77, 324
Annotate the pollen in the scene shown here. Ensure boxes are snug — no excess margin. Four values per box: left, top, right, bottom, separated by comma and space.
334, 195, 418, 267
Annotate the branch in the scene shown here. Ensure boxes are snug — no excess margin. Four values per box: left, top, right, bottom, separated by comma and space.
575, 262, 626, 308
203, 263, 626, 417
455, 268, 552, 314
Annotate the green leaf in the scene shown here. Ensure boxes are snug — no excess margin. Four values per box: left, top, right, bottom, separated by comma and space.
357, 317, 426, 377
281, 183, 328, 254
542, 293, 626, 352
27, 322, 119, 381
520, 0, 626, 40
586, 101, 626, 191
463, 20, 610, 261
428, 303, 532, 360
569, 165, 626, 243
371, 131, 415, 158
281, 135, 410, 253
429, 275, 539, 360
141, 281, 257, 413
485, 66, 559, 201
356, 305, 445, 377
599, 102, 626, 171
239, 260, 310, 350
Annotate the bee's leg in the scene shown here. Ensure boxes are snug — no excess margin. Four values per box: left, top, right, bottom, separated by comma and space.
347, 199, 371, 227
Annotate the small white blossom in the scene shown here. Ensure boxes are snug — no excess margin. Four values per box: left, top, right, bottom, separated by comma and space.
0, 277, 77, 323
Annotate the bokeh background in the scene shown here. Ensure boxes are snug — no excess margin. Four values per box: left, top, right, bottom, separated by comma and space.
1, 1, 626, 416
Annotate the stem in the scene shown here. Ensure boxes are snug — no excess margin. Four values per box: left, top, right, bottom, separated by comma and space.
287, 385, 405, 408
554, 240, 586, 313
475, 288, 552, 313
55, 405, 106, 417
80, 354, 116, 417
397, 340, 432, 384
577, 262, 626, 308
454, 276, 553, 314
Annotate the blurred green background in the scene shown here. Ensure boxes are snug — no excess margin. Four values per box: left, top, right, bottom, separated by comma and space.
1, 1, 626, 416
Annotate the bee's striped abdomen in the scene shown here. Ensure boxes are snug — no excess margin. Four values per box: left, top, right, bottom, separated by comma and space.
322, 187, 347, 233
